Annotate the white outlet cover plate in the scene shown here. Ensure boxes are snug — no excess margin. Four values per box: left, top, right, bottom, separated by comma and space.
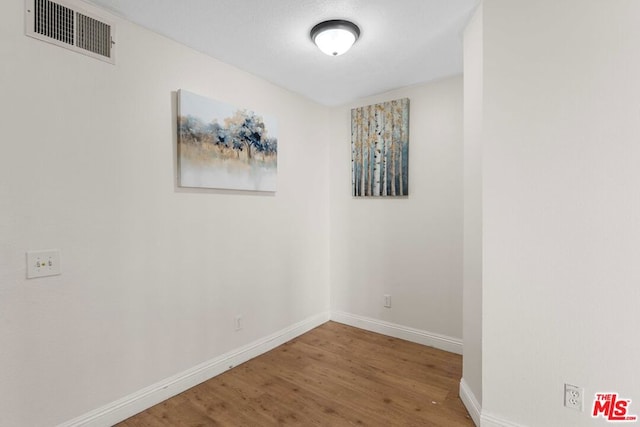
564, 383, 583, 411
26, 250, 61, 278
384, 294, 392, 308
234, 315, 243, 331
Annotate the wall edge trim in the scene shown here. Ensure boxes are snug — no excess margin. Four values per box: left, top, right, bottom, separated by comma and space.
481, 411, 528, 427
459, 377, 481, 426
330, 310, 463, 355
57, 311, 331, 427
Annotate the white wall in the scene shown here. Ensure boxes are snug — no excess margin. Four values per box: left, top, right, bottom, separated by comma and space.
329, 77, 464, 349
461, 3, 483, 421
0, 1, 330, 426
481, 1, 640, 425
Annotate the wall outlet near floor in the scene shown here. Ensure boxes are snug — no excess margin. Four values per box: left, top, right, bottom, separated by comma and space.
564, 383, 583, 411
383, 294, 392, 308
26, 249, 61, 278
234, 315, 243, 331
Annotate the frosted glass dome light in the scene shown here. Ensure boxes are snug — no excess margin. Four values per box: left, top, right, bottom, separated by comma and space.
311, 20, 360, 56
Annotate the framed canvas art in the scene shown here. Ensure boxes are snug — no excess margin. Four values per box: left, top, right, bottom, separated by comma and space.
351, 98, 409, 197
177, 90, 278, 192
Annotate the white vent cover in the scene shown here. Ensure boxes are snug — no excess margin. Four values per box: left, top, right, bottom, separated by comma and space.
25, 0, 115, 64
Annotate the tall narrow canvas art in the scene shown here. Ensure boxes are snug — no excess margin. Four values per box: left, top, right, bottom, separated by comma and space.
177, 90, 278, 192
351, 98, 409, 197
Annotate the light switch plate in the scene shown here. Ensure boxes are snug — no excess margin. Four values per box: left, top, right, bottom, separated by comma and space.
26, 250, 61, 278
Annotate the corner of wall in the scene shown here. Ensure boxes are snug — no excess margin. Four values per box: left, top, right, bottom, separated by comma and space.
462, 0, 484, 410
459, 378, 481, 426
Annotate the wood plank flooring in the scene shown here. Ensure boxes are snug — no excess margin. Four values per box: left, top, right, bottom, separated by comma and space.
117, 321, 473, 426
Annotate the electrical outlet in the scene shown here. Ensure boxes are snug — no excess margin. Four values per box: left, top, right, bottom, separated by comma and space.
26, 250, 61, 278
564, 384, 583, 411
384, 294, 392, 308
234, 315, 243, 331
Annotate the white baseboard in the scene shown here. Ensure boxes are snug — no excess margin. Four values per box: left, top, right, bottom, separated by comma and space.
458, 378, 526, 427
57, 311, 330, 427
481, 412, 527, 427
330, 311, 463, 355
459, 378, 481, 426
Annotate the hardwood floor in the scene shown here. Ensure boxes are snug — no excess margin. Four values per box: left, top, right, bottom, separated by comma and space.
117, 322, 473, 426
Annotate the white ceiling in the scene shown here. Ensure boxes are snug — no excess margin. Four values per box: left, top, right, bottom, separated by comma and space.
84, 0, 479, 106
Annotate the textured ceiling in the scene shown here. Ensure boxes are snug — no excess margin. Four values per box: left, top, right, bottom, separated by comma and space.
84, 0, 479, 106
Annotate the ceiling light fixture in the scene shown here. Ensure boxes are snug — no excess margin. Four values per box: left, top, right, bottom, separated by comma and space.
310, 20, 360, 56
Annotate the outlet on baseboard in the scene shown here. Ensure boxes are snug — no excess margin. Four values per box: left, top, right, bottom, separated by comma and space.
564, 383, 583, 411
384, 294, 392, 308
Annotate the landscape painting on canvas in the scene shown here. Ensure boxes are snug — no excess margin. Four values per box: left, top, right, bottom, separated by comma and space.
351, 98, 409, 197
177, 90, 278, 191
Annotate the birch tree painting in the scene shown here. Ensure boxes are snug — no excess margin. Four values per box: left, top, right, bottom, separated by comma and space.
351, 98, 409, 197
